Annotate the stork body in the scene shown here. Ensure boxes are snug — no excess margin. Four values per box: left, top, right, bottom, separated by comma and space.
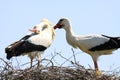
54, 18, 120, 72
5, 19, 55, 68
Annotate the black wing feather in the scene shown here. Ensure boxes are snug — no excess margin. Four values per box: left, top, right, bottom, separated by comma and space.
5, 35, 46, 59
89, 35, 120, 51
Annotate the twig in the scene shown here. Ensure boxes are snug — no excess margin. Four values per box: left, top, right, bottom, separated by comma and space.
56, 52, 72, 66
41, 58, 54, 68
71, 48, 77, 64
15, 57, 20, 69
0, 58, 14, 70
51, 51, 61, 66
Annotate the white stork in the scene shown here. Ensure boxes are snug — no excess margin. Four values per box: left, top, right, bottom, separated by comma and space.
5, 19, 55, 68
54, 18, 120, 74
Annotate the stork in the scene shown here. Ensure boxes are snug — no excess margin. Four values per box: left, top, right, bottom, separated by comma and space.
54, 18, 120, 74
5, 19, 55, 68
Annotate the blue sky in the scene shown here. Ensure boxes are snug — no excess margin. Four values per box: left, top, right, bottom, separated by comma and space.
0, 0, 120, 73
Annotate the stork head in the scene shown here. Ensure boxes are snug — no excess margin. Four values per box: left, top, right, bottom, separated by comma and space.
29, 18, 55, 39
29, 19, 53, 34
54, 18, 70, 30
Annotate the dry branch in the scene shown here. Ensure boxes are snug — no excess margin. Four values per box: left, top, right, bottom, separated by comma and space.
0, 51, 120, 80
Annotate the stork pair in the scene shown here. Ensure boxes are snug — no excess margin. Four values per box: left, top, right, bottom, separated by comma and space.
5, 18, 120, 75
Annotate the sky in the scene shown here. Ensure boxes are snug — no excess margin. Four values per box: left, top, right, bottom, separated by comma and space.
0, 0, 120, 74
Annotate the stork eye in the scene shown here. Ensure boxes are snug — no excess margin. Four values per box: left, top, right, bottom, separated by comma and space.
33, 26, 37, 29
59, 19, 64, 22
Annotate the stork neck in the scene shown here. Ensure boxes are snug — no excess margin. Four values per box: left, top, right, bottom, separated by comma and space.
65, 25, 78, 48
65, 25, 76, 37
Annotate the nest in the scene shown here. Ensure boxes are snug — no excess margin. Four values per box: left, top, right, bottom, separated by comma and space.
0, 50, 120, 80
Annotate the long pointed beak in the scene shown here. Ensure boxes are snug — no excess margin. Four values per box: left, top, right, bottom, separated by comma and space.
54, 25, 58, 29
54, 23, 63, 29
29, 29, 37, 33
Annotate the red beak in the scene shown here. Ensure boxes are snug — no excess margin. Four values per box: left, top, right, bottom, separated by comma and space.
54, 23, 63, 29
54, 25, 58, 29
29, 29, 37, 33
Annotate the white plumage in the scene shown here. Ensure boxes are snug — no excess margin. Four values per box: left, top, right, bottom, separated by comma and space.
5, 19, 55, 68
54, 18, 120, 73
